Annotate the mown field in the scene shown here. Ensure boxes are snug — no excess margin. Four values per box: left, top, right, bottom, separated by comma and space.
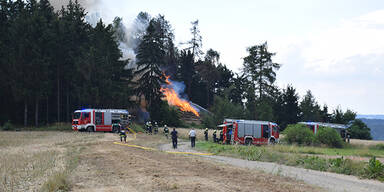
0, 130, 323, 192
0, 131, 103, 191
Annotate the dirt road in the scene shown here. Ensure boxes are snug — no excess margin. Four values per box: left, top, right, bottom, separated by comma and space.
70, 133, 321, 192
160, 141, 384, 192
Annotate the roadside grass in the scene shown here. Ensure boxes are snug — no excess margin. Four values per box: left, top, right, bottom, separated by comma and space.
0, 131, 102, 191
196, 141, 383, 181
270, 143, 384, 158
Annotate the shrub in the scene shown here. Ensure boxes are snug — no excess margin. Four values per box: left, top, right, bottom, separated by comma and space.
328, 157, 363, 175
2, 120, 14, 131
130, 123, 145, 133
363, 156, 384, 181
315, 127, 343, 148
370, 144, 384, 150
41, 172, 70, 192
282, 124, 315, 145
296, 156, 328, 171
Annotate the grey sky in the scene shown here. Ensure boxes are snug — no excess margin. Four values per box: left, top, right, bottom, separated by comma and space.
51, 0, 384, 114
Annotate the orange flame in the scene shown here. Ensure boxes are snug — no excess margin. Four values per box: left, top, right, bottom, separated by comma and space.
161, 75, 200, 117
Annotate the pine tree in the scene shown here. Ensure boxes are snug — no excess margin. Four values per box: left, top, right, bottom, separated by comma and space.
299, 90, 321, 122
243, 42, 281, 99
135, 19, 165, 113
196, 49, 220, 107
280, 85, 301, 129
187, 20, 203, 61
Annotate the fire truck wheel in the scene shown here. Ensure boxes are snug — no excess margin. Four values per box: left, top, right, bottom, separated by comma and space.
86, 126, 94, 132
112, 126, 118, 133
270, 138, 276, 145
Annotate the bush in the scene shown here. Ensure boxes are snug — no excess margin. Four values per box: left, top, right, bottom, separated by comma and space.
363, 157, 384, 181
296, 156, 328, 171
150, 101, 182, 127
130, 123, 145, 133
348, 119, 372, 140
370, 144, 384, 150
282, 124, 315, 145
315, 127, 343, 148
2, 120, 14, 131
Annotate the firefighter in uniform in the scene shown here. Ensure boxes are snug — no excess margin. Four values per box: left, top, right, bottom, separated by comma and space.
145, 121, 149, 134
163, 125, 169, 139
119, 129, 127, 143
171, 128, 178, 149
148, 121, 153, 135
154, 122, 158, 134
219, 130, 223, 143
204, 128, 208, 141
213, 130, 217, 143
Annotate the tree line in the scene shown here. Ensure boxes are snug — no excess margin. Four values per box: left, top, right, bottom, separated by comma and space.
0, 0, 132, 127
0, 0, 371, 139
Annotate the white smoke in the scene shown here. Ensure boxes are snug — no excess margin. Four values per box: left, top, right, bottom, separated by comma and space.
50, 0, 149, 70
111, 16, 149, 69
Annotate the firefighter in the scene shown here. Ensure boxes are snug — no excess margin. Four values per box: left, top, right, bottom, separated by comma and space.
219, 130, 223, 143
163, 125, 169, 139
171, 128, 178, 149
189, 128, 196, 148
145, 121, 150, 134
204, 128, 208, 141
213, 130, 217, 143
119, 129, 127, 143
148, 121, 153, 135
226, 128, 232, 144
154, 122, 158, 134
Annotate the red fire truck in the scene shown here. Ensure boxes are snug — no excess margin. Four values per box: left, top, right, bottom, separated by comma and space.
219, 119, 280, 145
72, 109, 130, 132
298, 122, 349, 139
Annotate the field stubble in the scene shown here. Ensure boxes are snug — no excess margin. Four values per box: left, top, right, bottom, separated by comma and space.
0, 131, 103, 192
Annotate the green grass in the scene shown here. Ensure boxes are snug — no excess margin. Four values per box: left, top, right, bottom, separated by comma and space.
130, 123, 145, 133
196, 141, 381, 181
270, 144, 384, 158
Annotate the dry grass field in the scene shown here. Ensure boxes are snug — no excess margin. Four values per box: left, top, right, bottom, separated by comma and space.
0, 131, 103, 191
0, 131, 322, 192
350, 139, 384, 146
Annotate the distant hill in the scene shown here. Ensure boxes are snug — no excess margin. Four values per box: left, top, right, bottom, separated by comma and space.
358, 118, 384, 140
356, 114, 384, 120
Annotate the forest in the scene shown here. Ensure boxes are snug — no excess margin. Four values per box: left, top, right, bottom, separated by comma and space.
0, 0, 371, 139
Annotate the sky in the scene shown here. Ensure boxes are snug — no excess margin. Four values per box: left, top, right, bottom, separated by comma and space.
52, 0, 384, 114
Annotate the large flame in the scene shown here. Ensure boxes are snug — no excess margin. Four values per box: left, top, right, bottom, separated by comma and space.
161, 75, 200, 117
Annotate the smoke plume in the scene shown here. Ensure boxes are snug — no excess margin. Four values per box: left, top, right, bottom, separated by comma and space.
50, 0, 149, 69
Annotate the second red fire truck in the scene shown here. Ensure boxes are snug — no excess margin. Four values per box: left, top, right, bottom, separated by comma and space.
218, 119, 280, 145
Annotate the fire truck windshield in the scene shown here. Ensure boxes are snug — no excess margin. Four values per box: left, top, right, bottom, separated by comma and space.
73, 112, 81, 119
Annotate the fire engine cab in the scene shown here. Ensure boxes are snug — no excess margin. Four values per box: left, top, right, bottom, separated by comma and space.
72, 109, 129, 132
219, 119, 280, 145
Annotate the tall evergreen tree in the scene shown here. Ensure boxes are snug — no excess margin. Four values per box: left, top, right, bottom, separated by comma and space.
196, 49, 220, 107
299, 90, 321, 122
179, 50, 195, 97
243, 42, 281, 99
229, 74, 246, 105
186, 20, 203, 61
279, 85, 300, 129
135, 19, 165, 114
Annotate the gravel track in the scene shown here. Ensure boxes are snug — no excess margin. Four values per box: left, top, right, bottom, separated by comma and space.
159, 141, 384, 192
